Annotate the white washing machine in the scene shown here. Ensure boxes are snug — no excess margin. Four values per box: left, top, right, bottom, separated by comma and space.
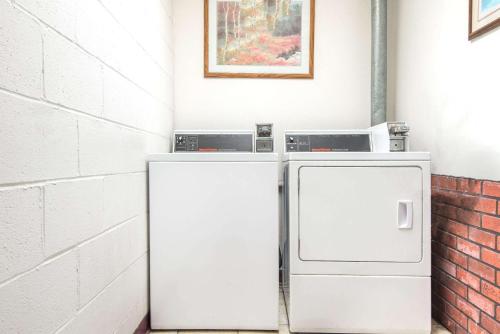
282, 130, 431, 334
149, 131, 279, 331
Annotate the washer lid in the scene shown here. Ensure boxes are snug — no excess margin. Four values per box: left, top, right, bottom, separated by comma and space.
284, 152, 430, 162
148, 153, 279, 162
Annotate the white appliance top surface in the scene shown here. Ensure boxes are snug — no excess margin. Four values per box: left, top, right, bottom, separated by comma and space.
148, 153, 279, 162
283, 152, 430, 161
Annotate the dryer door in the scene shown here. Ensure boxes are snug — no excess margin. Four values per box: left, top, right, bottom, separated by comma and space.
298, 166, 423, 263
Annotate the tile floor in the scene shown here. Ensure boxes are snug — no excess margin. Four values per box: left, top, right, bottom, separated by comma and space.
152, 289, 450, 334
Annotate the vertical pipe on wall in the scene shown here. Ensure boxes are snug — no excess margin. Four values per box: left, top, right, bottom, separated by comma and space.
371, 0, 388, 126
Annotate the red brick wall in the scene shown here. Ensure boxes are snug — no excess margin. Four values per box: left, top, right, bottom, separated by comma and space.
432, 175, 500, 334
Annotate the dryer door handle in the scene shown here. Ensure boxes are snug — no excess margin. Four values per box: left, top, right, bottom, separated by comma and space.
398, 200, 413, 230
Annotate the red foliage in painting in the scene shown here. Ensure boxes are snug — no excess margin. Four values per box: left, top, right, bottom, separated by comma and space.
225, 33, 301, 66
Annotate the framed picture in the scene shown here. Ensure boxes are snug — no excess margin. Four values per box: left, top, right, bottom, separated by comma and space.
204, 0, 315, 79
469, 0, 500, 40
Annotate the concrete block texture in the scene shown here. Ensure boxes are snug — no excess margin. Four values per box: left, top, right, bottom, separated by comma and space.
103, 173, 147, 230
0, 0, 173, 331
0, 251, 78, 334
44, 178, 104, 257
0, 187, 43, 283
15, 0, 77, 40
0, 0, 42, 98
78, 215, 148, 306
99, 0, 174, 74
57, 254, 148, 334
76, 0, 171, 106
43, 28, 103, 116
78, 117, 147, 175
0, 91, 79, 185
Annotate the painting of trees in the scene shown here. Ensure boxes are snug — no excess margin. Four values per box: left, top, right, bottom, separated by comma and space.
216, 0, 304, 66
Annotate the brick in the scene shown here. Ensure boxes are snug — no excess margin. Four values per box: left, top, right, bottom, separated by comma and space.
0, 187, 43, 282
497, 305, 500, 321
434, 256, 457, 277
44, 178, 104, 256
431, 217, 439, 239
435, 282, 457, 305
444, 302, 468, 329
433, 191, 497, 214
432, 240, 448, 259
44, 28, 103, 116
433, 203, 457, 220
456, 208, 481, 227
433, 308, 456, 333
455, 326, 468, 334
445, 219, 469, 238
432, 175, 457, 191
0, 91, 79, 184
437, 230, 458, 248
0, 252, 77, 333
103, 173, 147, 230
78, 215, 147, 307
483, 181, 500, 198
436, 269, 468, 298
480, 313, 500, 334
456, 267, 480, 290
0, 0, 42, 97
448, 248, 468, 268
481, 280, 500, 304
482, 215, 500, 233
433, 214, 446, 229
468, 288, 495, 316
78, 118, 150, 176
457, 178, 482, 195
456, 297, 480, 323
497, 270, 500, 285
468, 319, 489, 334
466, 196, 497, 215
457, 238, 480, 258
432, 291, 445, 310
481, 248, 500, 269
433, 190, 460, 207
15, 0, 77, 39
58, 254, 148, 334
469, 227, 496, 249
469, 258, 496, 282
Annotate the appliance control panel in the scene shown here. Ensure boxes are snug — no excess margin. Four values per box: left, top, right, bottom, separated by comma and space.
255, 123, 274, 153
174, 132, 254, 152
285, 132, 372, 152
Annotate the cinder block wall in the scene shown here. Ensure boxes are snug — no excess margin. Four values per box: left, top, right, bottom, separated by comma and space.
0, 0, 173, 333
431, 176, 500, 333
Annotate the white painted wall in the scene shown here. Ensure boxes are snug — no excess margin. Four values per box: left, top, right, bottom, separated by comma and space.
0, 0, 173, 332
173, 0, 372, 153
391, 0, 500, 181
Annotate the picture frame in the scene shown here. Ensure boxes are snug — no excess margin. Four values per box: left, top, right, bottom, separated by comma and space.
469, 0, 500, 40
204, 0, 315, 79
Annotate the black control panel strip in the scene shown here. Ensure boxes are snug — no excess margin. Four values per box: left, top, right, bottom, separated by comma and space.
175, 133, 254, 152
285, 134, 371, 152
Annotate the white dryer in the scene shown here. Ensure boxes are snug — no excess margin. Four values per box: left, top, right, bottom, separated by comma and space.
149, 131, 279, 330
282, 131, 431, 334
